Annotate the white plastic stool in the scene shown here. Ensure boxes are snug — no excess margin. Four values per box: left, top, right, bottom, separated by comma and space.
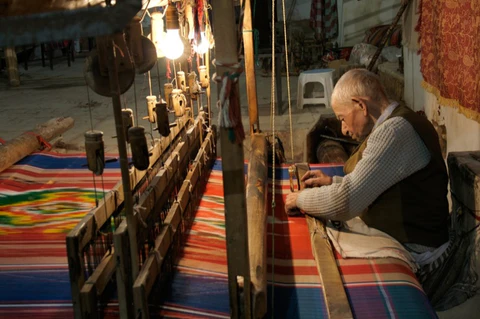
296, 68, 335, 109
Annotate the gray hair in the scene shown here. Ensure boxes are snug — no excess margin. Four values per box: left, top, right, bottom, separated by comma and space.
331, 69, 388, 107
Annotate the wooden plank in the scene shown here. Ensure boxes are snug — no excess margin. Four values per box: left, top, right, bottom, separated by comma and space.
113, 223, 134, 319
296, 163, 353, 319
242, 0, 260, 133
79, 249, 116, 319
132, 132, 215, 319
211, 0, 252, 316
246, 134, 268, 318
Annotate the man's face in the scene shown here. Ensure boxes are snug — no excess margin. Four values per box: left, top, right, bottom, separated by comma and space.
332, 100, 371, 141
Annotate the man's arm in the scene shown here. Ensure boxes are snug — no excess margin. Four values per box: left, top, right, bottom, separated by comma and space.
295, 117, 431, 220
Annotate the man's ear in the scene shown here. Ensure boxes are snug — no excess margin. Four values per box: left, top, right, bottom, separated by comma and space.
351, 96, 369, 116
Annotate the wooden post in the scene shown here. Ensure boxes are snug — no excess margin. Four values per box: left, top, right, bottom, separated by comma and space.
242, 0, 260, 133
5, 47, 20, 86
106, 35, 139, 313
211, 0, 252, 318
0, 117, 74, 174
246, 134, 268, 318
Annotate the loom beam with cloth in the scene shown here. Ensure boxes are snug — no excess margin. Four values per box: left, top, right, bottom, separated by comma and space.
0, 1, 440, 319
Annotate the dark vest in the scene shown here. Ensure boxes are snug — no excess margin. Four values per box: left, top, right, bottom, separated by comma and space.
343, 105, 449, 247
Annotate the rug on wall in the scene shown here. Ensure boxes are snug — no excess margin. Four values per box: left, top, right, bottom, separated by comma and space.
418, 0, 480, 123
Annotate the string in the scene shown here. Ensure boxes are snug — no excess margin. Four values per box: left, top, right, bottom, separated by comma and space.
281, 0, 294, 162
270, 0, 276, 314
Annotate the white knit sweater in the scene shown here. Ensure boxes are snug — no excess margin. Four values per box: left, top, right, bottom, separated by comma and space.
296, 116, 431, 221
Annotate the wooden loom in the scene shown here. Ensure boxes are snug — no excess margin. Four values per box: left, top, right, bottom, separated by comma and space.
0, 1, 357, 319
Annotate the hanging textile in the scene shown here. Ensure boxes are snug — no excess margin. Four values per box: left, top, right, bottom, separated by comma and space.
418, 0, 480, 123
310, 0, 338, 41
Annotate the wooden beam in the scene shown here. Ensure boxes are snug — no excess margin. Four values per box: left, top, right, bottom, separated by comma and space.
4, 47, 19, 86
246, 134, 268, 318
242, 0, 260, 133
211, 0, 252, 317
0, 0, 142, 47
0, 117, 74, 174
133, 131, 215, 319
295, 163, 353, 319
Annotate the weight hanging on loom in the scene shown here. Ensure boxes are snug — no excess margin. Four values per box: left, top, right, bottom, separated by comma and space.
144, 95, 157, 123
128, 126, 150, 171
122, 108, 134, 143
84, 130, 105, 176
155, 102, 171, 137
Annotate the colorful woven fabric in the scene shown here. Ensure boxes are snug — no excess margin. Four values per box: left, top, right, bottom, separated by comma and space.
418, 0, 480, 123
0, 152, 120, 318
0, 155, 437, 318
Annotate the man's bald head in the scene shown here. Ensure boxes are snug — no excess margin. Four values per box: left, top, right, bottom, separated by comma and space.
331, 69, 389, 109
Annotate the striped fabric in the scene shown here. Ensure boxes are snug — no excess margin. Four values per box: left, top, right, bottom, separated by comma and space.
0, 155, 437, 318
0, 152, 120, 319
156, 161, 437, 318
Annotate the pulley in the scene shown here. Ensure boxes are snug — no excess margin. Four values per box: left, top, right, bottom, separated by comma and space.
84, 49, 135, 97
199, 66, 209, 88
164, 83, 173, 110
128, 126, 150, 171
84, 130, 105, 176
144, 95, 157, 123
171, 89, 186, 117
122, 108, 134, 143
154, 102, 171, 137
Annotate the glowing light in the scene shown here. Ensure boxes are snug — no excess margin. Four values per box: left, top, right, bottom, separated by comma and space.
194, 32, 209, 55
163, 29, 184, 60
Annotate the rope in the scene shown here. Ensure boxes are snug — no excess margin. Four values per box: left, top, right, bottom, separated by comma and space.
213, 60, 245, 144
24, 131, 52, 151
270, 0, 276, 313
281, 0, 294, 162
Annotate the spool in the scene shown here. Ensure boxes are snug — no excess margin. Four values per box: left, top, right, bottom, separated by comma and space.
145, 95, 157, 123
155, 102, 171, 137
84, 130, 105, 176
316, 140, 348, 164
128, 126, 150, 171
164, 83, 173, 110
199, 66, 209, 88
171, 89, 186, 117
122, 109, 134, 142
176, 71, 186, 91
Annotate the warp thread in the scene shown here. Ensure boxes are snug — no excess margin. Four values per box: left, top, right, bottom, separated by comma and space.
213, 60, 245, 144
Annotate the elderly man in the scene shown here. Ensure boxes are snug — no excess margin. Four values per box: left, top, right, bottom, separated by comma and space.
285, 69, 457, 308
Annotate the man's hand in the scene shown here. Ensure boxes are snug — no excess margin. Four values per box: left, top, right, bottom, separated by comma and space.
285, 192, 302, 216
301, 170, 333, 188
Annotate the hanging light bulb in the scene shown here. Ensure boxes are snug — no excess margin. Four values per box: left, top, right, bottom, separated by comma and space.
163, 4, 184, 60
194, 31, 209, 55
